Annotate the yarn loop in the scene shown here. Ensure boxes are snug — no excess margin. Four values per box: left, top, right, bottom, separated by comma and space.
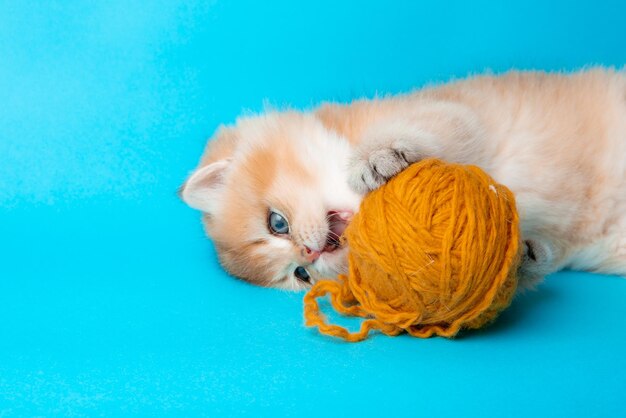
304, 159, 521, 341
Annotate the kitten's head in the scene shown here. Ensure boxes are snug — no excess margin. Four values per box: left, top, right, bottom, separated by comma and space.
181, 111, 362, 290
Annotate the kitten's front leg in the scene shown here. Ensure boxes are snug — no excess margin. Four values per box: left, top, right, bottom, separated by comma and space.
348, 102, 486, 194
348, 131, 440, 194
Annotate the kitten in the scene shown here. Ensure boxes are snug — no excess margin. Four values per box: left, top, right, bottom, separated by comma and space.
181, 68, 626, 290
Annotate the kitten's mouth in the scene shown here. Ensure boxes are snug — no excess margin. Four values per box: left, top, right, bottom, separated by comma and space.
323, 211, 352, 253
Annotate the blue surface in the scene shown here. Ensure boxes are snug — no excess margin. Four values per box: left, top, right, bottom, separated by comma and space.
1, 1, 625, 416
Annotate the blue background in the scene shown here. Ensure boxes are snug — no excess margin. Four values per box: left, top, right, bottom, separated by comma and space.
1, 1, 625, 416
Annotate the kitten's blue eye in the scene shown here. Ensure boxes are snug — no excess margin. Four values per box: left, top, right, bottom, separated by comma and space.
294, 266, 310, 283
268, 211, 289, 235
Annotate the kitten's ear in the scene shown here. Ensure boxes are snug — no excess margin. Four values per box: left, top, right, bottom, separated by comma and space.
180, 159, 230, 214
181, 124, 239, 214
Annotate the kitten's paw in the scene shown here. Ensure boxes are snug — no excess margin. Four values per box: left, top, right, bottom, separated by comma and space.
518, 239, 555, 289
349, 139, 423, 194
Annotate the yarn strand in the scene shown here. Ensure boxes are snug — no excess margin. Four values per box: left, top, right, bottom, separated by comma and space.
303, 280, 403, 342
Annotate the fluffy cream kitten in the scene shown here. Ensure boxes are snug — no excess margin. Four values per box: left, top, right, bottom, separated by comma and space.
182, 68, 626, 290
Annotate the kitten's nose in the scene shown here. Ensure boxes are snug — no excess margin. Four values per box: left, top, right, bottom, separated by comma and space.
302, 246, 321, 263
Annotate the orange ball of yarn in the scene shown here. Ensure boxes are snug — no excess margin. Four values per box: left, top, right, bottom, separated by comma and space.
304, 159, 521, 342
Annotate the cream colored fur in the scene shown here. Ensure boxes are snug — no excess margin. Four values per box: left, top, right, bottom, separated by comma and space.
182, 68, 626, 290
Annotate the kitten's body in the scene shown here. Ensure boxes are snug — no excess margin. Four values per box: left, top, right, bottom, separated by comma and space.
183, 68, 626, 290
